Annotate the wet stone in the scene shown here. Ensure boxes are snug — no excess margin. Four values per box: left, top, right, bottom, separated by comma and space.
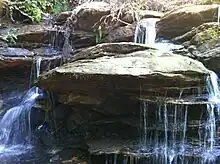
0, 47, 34, 57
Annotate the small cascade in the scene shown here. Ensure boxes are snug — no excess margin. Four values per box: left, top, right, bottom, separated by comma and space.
75, 11, 220, 164
134, 18, 182, 51
48, 17, 73, 63
0, 57, 43, 146
207, 72, 220, 114
139, 101, 148, 150
36, 57, 42, 78
0, 87, 42, 145
139, 102, 189, 164
130, 18, 220, 164
218, 5, 220, 25
134, 18, 159, 45
200, 71, 220, 163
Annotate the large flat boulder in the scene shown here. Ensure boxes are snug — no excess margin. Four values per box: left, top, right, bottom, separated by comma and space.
156, 5, 218, 39
37, 42, 209, 106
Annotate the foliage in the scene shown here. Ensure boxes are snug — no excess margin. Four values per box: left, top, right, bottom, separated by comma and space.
0, 28, 18, 45
199, 28, 220, 41
4, 0, 52, 22
51, 0, 70, 14
3, 0, 217, 23
3, 0, 72, 23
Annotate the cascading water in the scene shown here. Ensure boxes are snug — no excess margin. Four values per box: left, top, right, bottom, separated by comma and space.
49, 17, 73, 63
99, 16, 220, 164
134, 18, 182, 51
139, 102, 189, 164
0, 87, 42, 145
0, 57, 43, 147
134, 18, 159, 45
207, 72, 220, 115
218, 5, 220, 25
132, 18, 220, 164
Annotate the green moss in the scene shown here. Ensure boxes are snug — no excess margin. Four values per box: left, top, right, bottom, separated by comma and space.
4, 0, 52, 22
199, 28, 220, 41
4, 0, 70, 23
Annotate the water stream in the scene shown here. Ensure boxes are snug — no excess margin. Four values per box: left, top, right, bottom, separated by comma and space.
49, 18, 73, 63
1, 12, 220, 164
0, 14, 75, 162
100, 18, 220, 164
135, 18, 220, 164
0, 57, 47, 162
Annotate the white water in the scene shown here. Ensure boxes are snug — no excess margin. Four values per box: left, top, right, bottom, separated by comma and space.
0, 87, 42, 145
207, 72, 220, 115
49, 20, 72, 63
139, 101, 148, 150
204, 72, 220, 154
218, 5, 220, 25
0, 57, 43, 150
136, 18, 190, 163
134, 18, 182, 51
134, 18, 159, 45
134, 18, 220, 163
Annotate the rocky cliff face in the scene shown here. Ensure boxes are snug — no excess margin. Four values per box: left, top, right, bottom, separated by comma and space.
1, 2, 220, 163
36, 42, 210, 155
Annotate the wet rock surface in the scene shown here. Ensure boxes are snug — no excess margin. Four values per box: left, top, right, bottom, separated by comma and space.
0, 47, 62, 73
0, 70, 29, 110
16, 24, 51, 44
0, 47, 34, 68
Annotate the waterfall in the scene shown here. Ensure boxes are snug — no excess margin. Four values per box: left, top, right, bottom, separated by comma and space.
136, 18, 189, 163
49, 18, 73, 63
133, 17, 220, 163
207, 72, 220, 115
134, 18, 182, 51
218, 5, 220, 25
0, 58, 43, 146
134, 18, 159, 45
204, 72, 220, 151
139, 101, 148, 150
0, 87, 42, 145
